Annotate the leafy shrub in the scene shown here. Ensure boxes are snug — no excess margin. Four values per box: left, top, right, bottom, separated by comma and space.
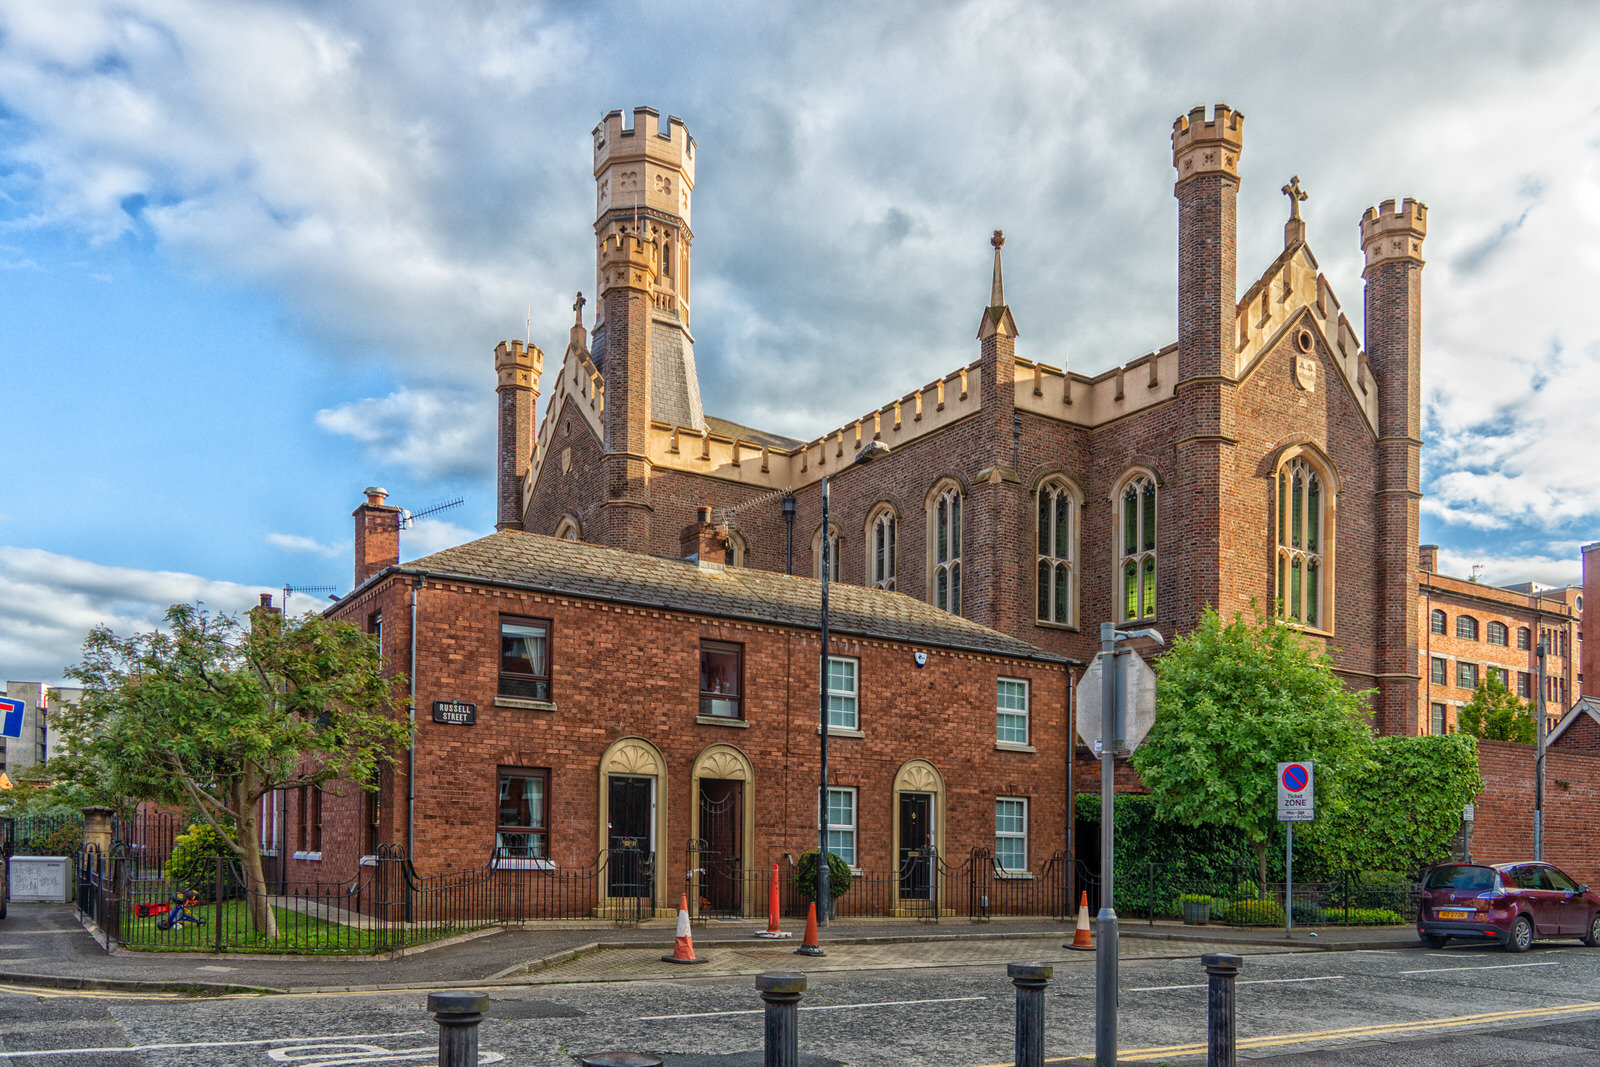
163, 823, 238, 897
1179, 893, 1219, 905
792, 850, 853, 900
1350, 870, 1413, 909
27, 821, 83, 857
1291, 900, 1324, 925
1329, 906, 1405, 925
1220, 898, 1285, 925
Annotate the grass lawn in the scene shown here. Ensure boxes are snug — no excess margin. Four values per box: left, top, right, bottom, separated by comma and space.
117, 897, 462, 954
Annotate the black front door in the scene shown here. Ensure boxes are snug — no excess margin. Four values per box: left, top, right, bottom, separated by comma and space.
899, 792, 932, 900
608, 775, 653, 898
699, 779, 743, 914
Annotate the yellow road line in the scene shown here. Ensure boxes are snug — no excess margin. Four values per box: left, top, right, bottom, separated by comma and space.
973, 999, 1600, 1065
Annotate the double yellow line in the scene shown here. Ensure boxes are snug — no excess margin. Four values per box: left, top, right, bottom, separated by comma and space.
976, 999, 1600, 1064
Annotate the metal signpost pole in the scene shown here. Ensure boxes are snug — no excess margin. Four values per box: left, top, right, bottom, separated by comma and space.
817, 476, 831, 926
1285, 822, 1293, 937
1534, 639, 1546, 862
1095, 622, 1118, 1067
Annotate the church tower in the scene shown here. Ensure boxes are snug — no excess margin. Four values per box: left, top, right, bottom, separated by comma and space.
591, 108, 705, 433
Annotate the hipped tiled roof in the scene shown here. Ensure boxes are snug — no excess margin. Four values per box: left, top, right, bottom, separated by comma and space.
388, 530, 1069, 665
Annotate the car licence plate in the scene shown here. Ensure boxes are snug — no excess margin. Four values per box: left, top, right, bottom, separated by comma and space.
1437, 909, 1472, 920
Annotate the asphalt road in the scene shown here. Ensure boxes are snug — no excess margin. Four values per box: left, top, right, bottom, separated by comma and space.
4, 939, 1600, 1065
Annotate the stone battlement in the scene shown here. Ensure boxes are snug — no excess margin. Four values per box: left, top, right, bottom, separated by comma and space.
1360, 197, 1427, 270
494, 339, 543, 391
1171, 103, 1244, 182
594, 107, 696, 172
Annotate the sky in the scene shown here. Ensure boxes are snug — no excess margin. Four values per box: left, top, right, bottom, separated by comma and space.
2, 1, 1598, 685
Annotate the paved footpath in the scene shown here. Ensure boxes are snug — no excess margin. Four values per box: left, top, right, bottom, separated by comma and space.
0, 901, 1417, 994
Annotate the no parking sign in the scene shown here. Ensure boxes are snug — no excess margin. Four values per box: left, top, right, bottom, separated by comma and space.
1277, 761, 1314, 821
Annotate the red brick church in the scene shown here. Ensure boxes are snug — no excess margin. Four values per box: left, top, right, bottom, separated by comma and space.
501, 103, 1427, 736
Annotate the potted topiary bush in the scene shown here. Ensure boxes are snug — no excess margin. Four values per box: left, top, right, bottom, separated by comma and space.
793, 850, 853, 919
1180, 893, 1212, 925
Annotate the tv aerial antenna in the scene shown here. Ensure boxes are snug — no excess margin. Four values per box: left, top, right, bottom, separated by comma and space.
388, 496, 465, 531
281, 583, 339, 613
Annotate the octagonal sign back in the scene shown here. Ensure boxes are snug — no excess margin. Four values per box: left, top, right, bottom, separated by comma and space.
1074, 649, 1157, 755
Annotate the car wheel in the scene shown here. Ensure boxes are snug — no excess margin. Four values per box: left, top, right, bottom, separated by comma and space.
1585, 912, 1600, 948
1423, 935, 1448, 949
1507, 914, 1535, 953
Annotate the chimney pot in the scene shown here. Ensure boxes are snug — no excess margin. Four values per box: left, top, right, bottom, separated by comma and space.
364, 486, 389, 506
259, 593, 274, 609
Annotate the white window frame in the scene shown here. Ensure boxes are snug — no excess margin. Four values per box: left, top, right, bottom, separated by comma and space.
827, 655, 859, 730
995, 797, 1028, 872
826, 786, 857, 867
997, 678, 1029, 745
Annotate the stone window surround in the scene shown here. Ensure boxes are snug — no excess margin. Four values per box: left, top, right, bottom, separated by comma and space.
1111, 467, 1159, 624
1273, 447, 1338, 635
926, 479, 965, 614
1034, 474, 1082, 630
811, 523, 841, 582
865, 503, 898, 591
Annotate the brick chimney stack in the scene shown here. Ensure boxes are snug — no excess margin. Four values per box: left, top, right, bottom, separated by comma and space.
680, 506, 728, 566
1419, 544, 1439, 573
1583, 543, 1600, 698
354, 486, 402, 588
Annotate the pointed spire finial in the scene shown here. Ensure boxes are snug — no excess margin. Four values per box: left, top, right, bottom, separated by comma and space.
989, 229, 1006, 308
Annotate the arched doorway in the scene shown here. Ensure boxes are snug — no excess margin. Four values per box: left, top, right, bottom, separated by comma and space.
690, 743, 756, 917
891, 758, 947, 915
596, 737, 668, 917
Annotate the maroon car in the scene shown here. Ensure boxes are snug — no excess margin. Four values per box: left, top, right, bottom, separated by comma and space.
1418, 861, 1600, 952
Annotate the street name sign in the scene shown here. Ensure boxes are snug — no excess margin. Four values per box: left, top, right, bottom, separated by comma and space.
1278, 761, 1314, 821
1075, 649, 1157, 755
431, 700, 477, 725
0, 698, 23, 740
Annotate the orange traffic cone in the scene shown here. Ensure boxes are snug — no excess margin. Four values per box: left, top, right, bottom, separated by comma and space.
1067, 891, 1094, 951
794, 900, 825, 957
754, 863, 792, 939
662, 892, 708, 964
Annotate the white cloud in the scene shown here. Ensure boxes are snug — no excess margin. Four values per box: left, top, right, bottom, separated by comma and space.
1434, 546, 1582, 591
315, 388, 492, 480
265, 532, 341, 558
402, 517, 481, 559
0, 546, 267, 686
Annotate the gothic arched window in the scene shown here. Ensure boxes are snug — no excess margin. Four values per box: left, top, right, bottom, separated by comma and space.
1276, 454, 1334, 629
1036, 478, 1079, 627
866, 505, 897, 591
812, 524, 841, 582
928, 482, 963, 615
1115, 472, 1157, 622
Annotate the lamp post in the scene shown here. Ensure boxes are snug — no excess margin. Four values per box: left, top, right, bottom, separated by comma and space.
816, 440, 889, 928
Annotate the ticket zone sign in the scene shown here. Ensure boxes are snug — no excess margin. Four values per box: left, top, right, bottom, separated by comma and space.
1277, 761, 1314, 821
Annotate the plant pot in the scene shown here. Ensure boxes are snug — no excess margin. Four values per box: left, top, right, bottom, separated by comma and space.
1182, 901, 1210, 925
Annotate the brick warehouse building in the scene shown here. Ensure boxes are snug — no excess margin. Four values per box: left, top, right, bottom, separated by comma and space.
298, 504, 1073, 917
499, 103, 1429, 738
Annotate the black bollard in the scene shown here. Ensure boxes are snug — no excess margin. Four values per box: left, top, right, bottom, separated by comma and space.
1008, 962, 1052, 1067
427, 990, 488, 1067
756, 971, 806, 1067
579, 1054, 664, 1067
1201, 953, 1241, 1067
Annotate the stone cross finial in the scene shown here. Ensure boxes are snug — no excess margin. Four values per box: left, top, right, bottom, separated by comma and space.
1282, 176, 1308, 221
989, 230, 1006, 308
572, 292, 586, 325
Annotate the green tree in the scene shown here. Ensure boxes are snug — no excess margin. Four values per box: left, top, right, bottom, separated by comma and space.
59, 603, 411, 936
1456, 673, 1536, 743
1131, 608, 1374, 889
1311, 734, 1482, 872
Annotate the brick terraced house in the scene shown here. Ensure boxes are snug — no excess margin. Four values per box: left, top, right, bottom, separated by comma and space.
305, 508, 1072, 916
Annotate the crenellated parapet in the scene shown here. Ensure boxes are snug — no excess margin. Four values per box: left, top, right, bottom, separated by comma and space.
597, 224, 660, 294
594, 106, 696, 229
1360, 198, 1427, 273
1171, 103, 1244, 187
494, 338, 543, 390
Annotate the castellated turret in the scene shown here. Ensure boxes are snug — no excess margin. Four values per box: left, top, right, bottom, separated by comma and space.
591, 107, 704, 433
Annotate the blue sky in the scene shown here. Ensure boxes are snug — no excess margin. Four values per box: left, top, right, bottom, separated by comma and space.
3, 1, 1599, 684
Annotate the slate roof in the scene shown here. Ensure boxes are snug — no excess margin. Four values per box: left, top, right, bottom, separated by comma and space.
387, 530, 1069, 665
704, 415, 802, 452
